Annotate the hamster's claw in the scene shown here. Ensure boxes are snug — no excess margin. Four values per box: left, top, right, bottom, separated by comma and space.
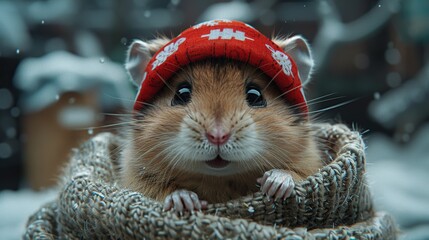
163, 189, 208, 213
257, 169, 295, 201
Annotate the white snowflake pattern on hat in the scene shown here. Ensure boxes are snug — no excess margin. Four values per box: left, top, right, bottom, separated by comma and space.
201, 28, 254, 41
265, 44, 293, 76
193, 19, 232, 29
151, 38, 186, 70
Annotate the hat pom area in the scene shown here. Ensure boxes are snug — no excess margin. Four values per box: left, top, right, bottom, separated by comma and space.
128, 20, 310, 115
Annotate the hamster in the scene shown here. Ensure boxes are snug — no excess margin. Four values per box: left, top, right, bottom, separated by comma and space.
120, 34, 322, 212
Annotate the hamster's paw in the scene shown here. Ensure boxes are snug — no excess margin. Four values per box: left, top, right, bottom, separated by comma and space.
163, 189, 208, 213
257, 169, 295, 201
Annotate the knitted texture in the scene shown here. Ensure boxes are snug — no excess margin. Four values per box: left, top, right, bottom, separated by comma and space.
24, 124, 397, 239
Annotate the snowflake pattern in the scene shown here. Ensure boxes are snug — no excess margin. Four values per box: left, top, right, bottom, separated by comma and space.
151, 38, 186, 70
201, 28, 254, 41
193, 19, 232, 29
265, 44, 293, 76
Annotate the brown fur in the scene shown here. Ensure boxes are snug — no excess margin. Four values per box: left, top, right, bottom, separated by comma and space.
121, 46, 321, 203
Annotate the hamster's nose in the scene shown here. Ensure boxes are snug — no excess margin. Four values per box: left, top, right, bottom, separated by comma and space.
206, 128, 230, 145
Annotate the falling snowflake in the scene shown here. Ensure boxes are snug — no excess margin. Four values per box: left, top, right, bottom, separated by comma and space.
266, 44, 293, 76
247, 206, 255, 213
373, 92, 380, 100
193, 19, 232, 29
151, 38, 186, 70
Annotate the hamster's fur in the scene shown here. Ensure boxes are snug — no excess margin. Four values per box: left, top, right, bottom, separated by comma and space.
120, 36, 321, 204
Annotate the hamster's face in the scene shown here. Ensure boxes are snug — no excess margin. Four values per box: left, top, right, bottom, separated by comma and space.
131, 60, 311, 176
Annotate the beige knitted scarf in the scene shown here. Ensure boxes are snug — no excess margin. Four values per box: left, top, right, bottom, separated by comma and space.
25, 123, 397, 239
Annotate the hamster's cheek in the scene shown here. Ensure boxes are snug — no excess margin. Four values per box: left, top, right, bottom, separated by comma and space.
150, 108, 184, 133
219, 122, 266, 162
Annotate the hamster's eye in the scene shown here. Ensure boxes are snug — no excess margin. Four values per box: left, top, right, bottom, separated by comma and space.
172, 83, 192, 106
246, 85, 267, 108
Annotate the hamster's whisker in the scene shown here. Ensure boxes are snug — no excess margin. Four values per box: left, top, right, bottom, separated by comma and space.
271, 84, 303, 103
100, 112, 136, 117
242, 61, 272, 85
164, 61, 195, 83
256, 61, 284, 72
266, 151, 295, 172
292, 94, 341, 108
304, 93, 338, 104
285, 94, 344, 111
155, 71, 176, 95
171, 151, 189, 170
137, 142, 173, 167
102, 93, 136, 104
157, 143, 184, 166
131, 121, 185, 129
131, 131, 171, 149
134, 100, 163, 109
114, 133, 170, 161
260, 68, 284, 96
102, 92, 162, 110
184, 107, 199, 123
163, 146, 193, 176
293, 98, 358, 117
259, 153, 281, 171
251, 151, 274, 172
249, 110, 293, 123
74, 120, 146, 131
131, 139, 162, 160
109, 140, 129, 159
165, 147, 183, 169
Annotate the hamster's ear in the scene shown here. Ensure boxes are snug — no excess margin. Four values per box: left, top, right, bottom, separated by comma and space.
126, 40, 151, 87
273, 36, 314, 86
125, 38, 170, 86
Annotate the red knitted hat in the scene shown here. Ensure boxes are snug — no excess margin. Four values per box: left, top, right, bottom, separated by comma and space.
134, 19, 308, 114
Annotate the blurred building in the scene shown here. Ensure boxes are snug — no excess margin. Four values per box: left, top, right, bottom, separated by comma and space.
0, 0, 428, 238
1, 0, 427, 188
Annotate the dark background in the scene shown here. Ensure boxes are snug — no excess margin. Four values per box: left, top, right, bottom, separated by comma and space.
0, 0, 428, 238
1, 0, 427, 187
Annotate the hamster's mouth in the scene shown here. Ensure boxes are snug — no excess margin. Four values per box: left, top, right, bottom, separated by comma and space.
206, 156, 230, 168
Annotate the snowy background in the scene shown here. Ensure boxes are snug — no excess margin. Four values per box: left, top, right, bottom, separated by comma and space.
1, 0, 429, 239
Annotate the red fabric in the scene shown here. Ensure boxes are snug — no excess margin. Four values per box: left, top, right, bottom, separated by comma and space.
134, 20, 308, 114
